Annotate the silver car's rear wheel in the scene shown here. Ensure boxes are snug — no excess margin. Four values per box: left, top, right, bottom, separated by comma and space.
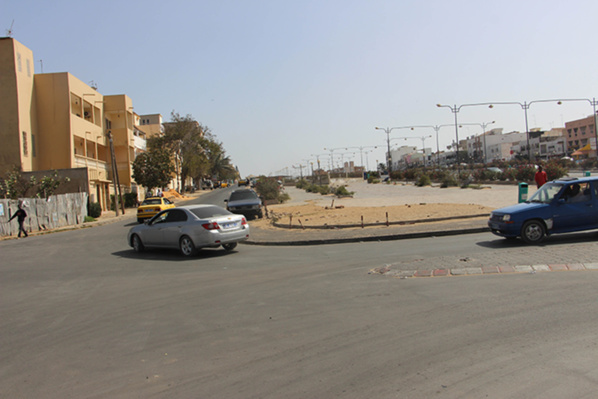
132, 234, 144, 253
222, 242, 237, 251
179, 235, 197, 256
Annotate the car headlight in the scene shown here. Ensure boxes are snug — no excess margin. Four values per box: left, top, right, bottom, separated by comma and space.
501, 214, 511, 222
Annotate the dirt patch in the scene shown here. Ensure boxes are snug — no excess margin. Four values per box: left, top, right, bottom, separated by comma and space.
251, 201, 492, 229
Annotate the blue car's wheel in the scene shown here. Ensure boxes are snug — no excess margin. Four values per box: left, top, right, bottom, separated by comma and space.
521, 220, 546, 244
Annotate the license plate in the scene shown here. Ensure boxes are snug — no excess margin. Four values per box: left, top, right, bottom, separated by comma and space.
221, 222, 239, 229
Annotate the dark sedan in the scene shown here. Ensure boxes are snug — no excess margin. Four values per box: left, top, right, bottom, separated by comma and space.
225, 189, 263, 219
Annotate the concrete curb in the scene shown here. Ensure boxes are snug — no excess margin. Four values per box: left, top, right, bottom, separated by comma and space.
243, 226, 489, 246
371, 262, 598, 278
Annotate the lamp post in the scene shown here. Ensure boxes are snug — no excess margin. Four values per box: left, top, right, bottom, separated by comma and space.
439, 98, 598, 164
374, 127, 399, 173
323, 147, 345, 172
436, 104, 470, 176
390, 135, 432, 168
458, 121, 495, 164
400, 124, 458, 166
375, 126, 430, 173
344, 145, 378, 170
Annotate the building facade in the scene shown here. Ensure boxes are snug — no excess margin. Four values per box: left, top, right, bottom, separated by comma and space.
0, 37, 145, 210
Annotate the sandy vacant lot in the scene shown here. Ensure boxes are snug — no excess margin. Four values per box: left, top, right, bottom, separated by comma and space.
251, 179, 526, 229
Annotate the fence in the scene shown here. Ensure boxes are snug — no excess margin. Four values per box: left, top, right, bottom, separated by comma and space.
0, 192, 88, 237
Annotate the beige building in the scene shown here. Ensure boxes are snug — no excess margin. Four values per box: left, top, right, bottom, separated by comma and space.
0, 37, 145, 210
565, 115, 597, 152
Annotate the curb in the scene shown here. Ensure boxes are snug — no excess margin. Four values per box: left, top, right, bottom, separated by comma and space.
243, 226, 488, 246
371, 262, 598, 278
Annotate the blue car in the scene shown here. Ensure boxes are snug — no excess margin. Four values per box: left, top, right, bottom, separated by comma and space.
488, 177, 598, 244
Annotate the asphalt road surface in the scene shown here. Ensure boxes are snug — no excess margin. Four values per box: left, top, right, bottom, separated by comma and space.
2, 212, 598, 398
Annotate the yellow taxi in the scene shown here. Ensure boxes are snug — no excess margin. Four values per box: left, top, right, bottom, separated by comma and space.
137, 197, 175, 223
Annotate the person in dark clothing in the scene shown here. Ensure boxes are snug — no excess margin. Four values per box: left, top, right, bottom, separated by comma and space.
9, 206, 28, 238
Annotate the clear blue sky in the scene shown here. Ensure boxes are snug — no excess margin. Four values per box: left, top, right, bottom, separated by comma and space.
3, 0, 598, 176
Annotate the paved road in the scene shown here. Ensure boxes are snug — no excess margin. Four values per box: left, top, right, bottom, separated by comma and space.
3, 217, 598, 398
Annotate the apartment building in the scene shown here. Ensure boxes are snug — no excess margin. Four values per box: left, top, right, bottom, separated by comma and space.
565, 115, 597, 152
0, 37, 144, 210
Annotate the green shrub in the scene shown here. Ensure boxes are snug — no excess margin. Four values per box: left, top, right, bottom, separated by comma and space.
544, 161, 568, 181
440, 175, 458, 188
334, 185, 354, 196
124, 193, 138, 208
255, 177, 281, 201
88, 202, 102, 218
84, 216, 96, 223
295, 179, 309, 189
515, 165, 536, 182
416, 174, 431, 187
367, 175, 379, 184
278, 192, 290, 203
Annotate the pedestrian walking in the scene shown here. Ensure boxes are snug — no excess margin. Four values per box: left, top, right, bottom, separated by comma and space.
535, 165, 548, 188
9, 205, 28, 238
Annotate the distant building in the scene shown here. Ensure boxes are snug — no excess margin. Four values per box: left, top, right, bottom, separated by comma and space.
565, 115, 597, 152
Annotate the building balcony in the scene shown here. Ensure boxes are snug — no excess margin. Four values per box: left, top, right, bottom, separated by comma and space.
74, 155, 111, 182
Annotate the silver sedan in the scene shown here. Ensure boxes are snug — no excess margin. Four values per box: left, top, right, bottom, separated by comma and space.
127, 205, 250, 256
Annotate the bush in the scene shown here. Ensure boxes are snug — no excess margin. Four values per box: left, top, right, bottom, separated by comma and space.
255, 177, 281, 201
295, 179, 309, 189
416, 174, 431, 187
367, 175, 380, 184
440, 175, 458, 188
334, 185, 354, 196
515, 165, 536, 182
88, 202, 102, 218
306, 184, 330, 195
84, 216, 96, 223
544, 161, 568, 181
124, 192, 138, 208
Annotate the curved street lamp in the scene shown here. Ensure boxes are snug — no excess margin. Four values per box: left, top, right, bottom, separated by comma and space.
458, 121, 495, 164
438, 97, 598, 164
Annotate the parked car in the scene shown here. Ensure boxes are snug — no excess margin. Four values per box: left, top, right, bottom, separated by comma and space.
488, 177, 598, 244
128, 205, 250, 256
225, 188, 263, 219
137, 196, 175, 223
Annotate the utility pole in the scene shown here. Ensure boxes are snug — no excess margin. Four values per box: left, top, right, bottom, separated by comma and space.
107, 131, 125, 215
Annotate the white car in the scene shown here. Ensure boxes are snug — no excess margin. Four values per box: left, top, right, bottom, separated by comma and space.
127, 205, 250, 256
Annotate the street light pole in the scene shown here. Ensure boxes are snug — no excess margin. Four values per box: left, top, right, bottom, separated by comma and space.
345, 145, 378, 170
374, 127, 396, 173
436, 105, 463, 176
439, 98, 598, 164
458, 121, 495, 164
390, 135, 432, 169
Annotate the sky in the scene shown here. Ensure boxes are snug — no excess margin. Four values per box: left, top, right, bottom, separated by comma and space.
3, 0, 598, 176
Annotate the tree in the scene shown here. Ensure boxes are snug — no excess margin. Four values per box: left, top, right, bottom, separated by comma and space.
132, 147, 174, 191
36, 171, 71, 199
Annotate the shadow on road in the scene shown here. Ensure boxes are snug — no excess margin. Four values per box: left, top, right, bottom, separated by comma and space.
476, 231, 598, 249
112, 247, 238, 262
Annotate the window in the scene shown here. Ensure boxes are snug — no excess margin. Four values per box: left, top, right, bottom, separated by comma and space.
32, 134, 36, 157
22, 132, 28, 156
17, 52, 22, 72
